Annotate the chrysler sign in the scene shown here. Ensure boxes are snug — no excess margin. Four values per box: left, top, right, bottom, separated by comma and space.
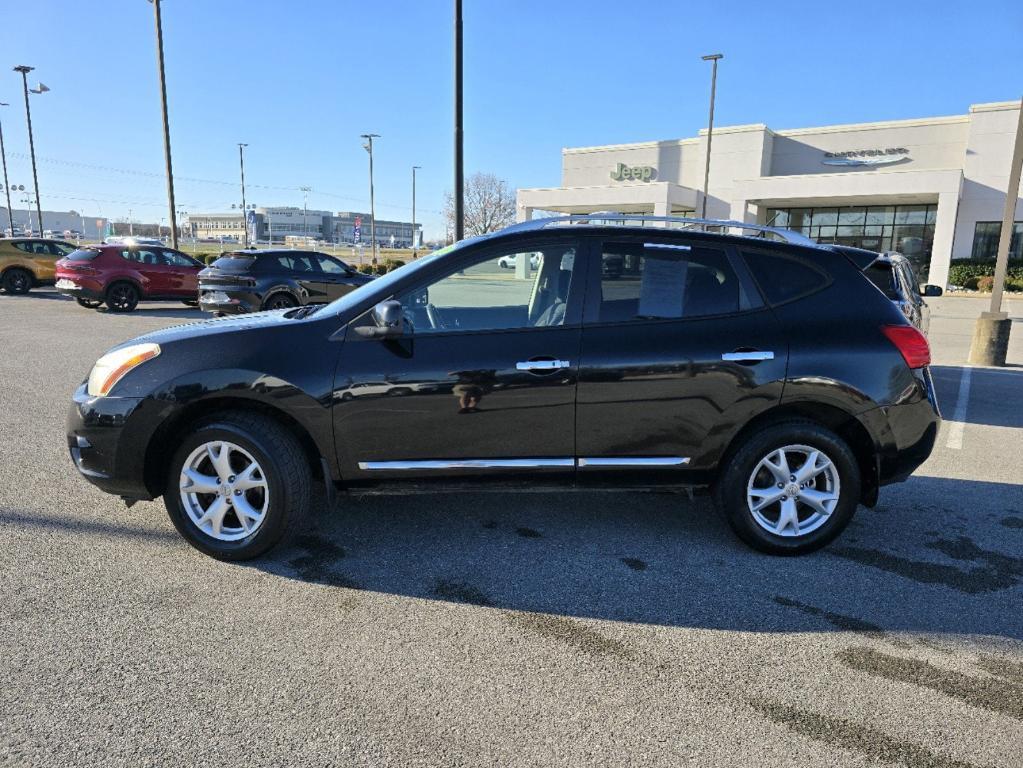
822, 147, 910, 167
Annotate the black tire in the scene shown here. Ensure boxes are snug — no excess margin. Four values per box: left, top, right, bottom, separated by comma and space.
163, 411, 312, 561
2, 268, 33, 295
713, 420, 861, 555
76, 297, 103, 309
181, 299, 199, 307
262, 292, 298, 311
105, 282, 139, 313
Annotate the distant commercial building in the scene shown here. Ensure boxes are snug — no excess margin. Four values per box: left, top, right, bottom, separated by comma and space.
517, 100, 1023, 287
186, 207, 420, 248
1, 206, 107, 239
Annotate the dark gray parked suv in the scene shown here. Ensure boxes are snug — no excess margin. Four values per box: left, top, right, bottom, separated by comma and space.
198, 249, 374, 315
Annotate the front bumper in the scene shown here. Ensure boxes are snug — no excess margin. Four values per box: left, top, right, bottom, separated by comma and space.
66, 383, 164, 500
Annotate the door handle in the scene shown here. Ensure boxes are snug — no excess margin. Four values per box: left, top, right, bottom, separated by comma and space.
516, 359, 570, 371
721, 350, 775, 362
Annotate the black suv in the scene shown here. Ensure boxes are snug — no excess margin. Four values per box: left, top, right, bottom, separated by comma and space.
198, 249, 373, 314
67, 216, 939, 561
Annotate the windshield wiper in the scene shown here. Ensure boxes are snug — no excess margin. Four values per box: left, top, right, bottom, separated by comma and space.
288, 305, 320, 319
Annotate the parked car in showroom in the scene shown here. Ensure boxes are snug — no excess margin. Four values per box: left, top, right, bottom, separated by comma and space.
198, 249, 373, 315
54, 243, 203, 311
0, 237, 76, 294
67, 215, 939, 561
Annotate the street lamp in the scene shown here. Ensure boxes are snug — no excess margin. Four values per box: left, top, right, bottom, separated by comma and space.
13, 66, 46, 235
412, 165, 421, 257
361, 134, 380, 265
453, 0, 464, 242
0, 103, 13, 234
299, 186, 311, 245
238, 143, 248, 247
700, 53, 723, 220
148, 0, 179, 249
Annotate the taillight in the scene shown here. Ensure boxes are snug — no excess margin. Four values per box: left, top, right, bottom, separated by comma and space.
881, 324, 930, 369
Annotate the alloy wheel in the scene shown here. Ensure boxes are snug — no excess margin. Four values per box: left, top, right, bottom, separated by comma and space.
108, 285, 136, 311
179, 440, 269, 542
746, 444, 840, 538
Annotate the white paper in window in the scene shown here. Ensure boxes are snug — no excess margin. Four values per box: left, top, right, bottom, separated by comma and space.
638, 255, 688, 318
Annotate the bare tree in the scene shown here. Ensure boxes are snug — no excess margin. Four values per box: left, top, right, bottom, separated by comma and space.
444, 172, 517, 239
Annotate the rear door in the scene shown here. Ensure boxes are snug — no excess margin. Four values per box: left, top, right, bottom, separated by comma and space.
575, 235, 788, 480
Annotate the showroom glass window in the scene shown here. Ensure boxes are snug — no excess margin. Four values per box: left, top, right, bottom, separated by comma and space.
597, 242, 739, 323
397, 244, 577, 333
970, 222, 1023, 260
766, 204, 937, 279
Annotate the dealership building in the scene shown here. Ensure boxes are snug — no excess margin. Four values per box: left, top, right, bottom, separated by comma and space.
517, 100, 1023, 286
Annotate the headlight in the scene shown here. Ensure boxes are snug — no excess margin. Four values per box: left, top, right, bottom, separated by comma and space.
87, 343, 161, 397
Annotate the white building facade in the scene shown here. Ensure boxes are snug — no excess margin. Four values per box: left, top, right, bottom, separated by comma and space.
517, 100, 1023, 286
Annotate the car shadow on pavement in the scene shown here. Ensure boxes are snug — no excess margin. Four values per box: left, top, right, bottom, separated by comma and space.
930, 365, 1023, 429
243, 474, 1023, 641
94, 306, 204, 320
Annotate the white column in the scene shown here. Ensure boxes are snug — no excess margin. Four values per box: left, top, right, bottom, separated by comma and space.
929, 191, 960, 288
516, 204, 533, 223
729, 199, 754, 223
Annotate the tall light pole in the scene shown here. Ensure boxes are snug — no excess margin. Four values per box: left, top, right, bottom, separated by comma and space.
299, 186, 311, 244
412, 165, 421, 257
14, 66, 45, 235
453, 0, 464, 243
360, 134, 379, 265
0, 103, 13, 234
148, 0, 178, 249
238, 143, 248, 247
700, 53, 723, 220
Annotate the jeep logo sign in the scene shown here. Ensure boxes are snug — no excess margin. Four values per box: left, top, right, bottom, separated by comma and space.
610, 163, 656, 182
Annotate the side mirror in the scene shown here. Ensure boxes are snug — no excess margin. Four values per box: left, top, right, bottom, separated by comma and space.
354, 300, 405, 339
922, 284, 943, 297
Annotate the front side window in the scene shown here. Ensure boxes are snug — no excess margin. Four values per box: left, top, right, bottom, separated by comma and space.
397, 244, 576, 333
597, 242, 739, 323
162, 249, 196, 267
315, 255, 350, 275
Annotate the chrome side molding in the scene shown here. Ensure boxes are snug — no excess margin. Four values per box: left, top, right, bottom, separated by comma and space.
516, 360, 570, 371
359, 457, 690, 470
721, 351, 774, 362
577, 457, 690, 468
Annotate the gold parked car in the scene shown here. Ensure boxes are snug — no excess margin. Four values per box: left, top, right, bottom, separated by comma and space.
0, 238, 77, 294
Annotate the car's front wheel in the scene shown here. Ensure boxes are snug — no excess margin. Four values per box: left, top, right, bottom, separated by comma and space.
714, 421, 860, 555
164, 412, 312, 560
263, 292, 298, 311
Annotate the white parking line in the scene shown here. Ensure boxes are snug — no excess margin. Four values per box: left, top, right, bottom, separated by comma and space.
944, 366, 972, 450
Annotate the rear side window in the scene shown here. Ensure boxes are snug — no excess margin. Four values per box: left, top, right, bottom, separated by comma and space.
864, 263, 899, 299
65, 248, 100, 262
598, 242, 740, 322
741, 251, 829, 305
259, 254, 319, 273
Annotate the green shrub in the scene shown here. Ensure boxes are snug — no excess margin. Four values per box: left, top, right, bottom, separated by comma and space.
383, 259, 406, 273
947, 258, 1023, 287
357, 263, 375, 274
963, 276, 980, 290
976, 275, 995, 292
1005, 277, 1023, 292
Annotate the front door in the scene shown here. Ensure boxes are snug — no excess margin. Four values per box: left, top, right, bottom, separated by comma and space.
128, 247, 176, 296
313, 253, 360, 301
333, 237, 585, 484
161, 249, 202, 296
575, 235, 788, 481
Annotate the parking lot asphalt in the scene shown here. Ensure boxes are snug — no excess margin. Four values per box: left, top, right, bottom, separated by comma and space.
1, 290, 1022, 768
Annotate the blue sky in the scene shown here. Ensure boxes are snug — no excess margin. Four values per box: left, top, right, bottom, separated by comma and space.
1, 0, 1021, 238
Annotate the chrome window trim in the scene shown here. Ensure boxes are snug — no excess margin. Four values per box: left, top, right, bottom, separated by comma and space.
358, 458, 575, 471
577, 457, 691, 468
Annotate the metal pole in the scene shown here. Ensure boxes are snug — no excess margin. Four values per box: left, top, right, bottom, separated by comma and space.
989, 99, 1023, 315
412, 165, 421, 257
150, 0, 178, 249
14, 67, 43, 236
300, 187, 310, 243
453, 0, 464, 242
238, 143, 248, 247
360, 135, 379, 265
0, 104, 13, 233
700, 53, 723, 220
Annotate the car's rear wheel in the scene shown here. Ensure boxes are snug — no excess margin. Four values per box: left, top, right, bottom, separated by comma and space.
164, 411, 311, 561
181, 299, 199, 307
76, 297, 103, 309
106, 282, 139, 312
263, 292, 297, 311
2, 268, 32, 295
714, 421, 860, 555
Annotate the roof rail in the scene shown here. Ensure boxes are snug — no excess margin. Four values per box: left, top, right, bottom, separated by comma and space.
500, 213, 819, 246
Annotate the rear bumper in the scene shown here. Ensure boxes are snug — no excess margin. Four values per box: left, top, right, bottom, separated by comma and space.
198, 289, 260, 314
55, 276, 106, 301
874, 368, 941, 485
66, 383, 165, 500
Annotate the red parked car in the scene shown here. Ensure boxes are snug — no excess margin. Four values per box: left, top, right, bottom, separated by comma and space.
55, 244, 204, 312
